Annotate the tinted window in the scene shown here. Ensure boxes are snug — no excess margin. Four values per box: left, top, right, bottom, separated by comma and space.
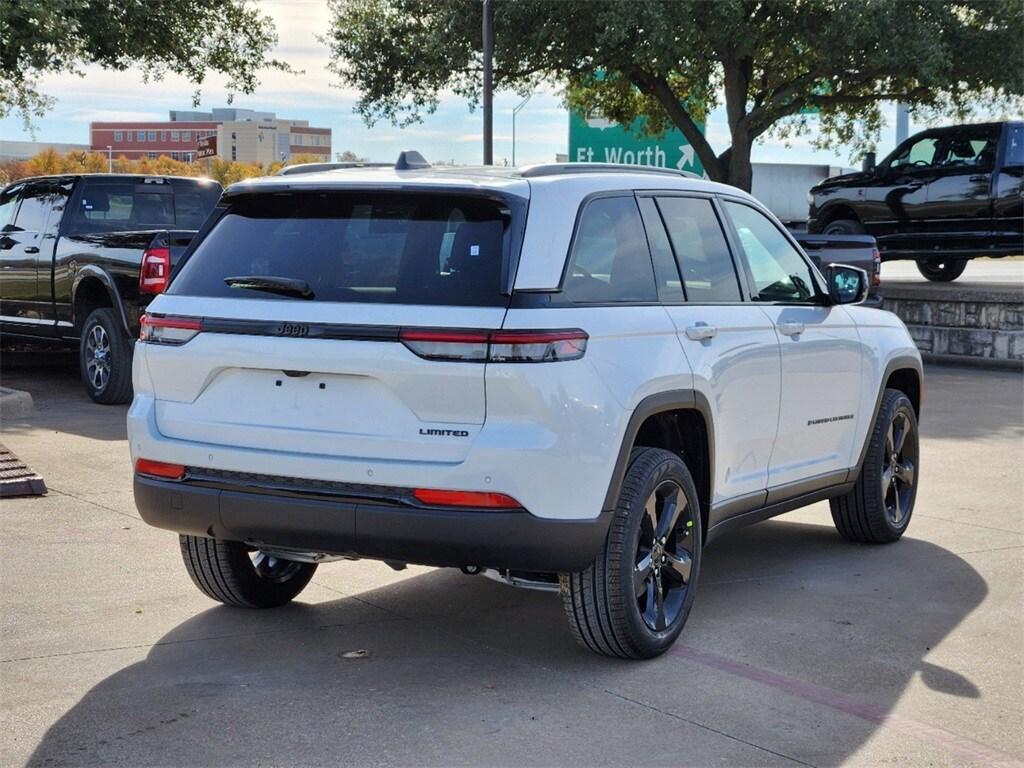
1006, 125, 1024, 166
563, 196, 656, 303
11, 184, 57, 233
934, 126, 1000, 171
171, 193, 512, 306
69, 179, 220, 233
656, 196, 741, 302
0, 186, 21, 229
637, 197, 684, 302
891, 136, 940, 169
724, 201, 817, 303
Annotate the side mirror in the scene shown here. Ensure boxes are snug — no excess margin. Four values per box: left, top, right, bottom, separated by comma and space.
825, 264, 869, 305
861, 151, 877, 174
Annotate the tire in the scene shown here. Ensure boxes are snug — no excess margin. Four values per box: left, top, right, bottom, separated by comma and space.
823, 218, 866, 235
830, 389, 919, 544
560, 447, 703, 659
179, 535, 317, 608
915, 257, 968, 282
79, 308, 134, 404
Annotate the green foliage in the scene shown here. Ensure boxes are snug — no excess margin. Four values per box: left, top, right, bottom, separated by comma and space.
1, 0, 293, 129
325, 0, 1024, 189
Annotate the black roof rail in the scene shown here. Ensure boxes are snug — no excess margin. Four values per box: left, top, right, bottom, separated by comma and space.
519, 163, 701, 180
275, 161, 390, 176
396, 150, 430, 170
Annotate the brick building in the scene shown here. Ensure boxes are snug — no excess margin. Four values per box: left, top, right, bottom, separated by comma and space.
89, 108, 331, 165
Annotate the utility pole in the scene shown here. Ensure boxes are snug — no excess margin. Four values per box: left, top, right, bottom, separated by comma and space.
512, 94, 531, 167
482, 0, 494, 165
106, 145, 112, 173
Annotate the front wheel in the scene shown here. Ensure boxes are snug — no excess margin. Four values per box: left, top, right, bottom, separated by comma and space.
79, 308, 133, 404
180, 535, 318, 608
822, 218, 866, 235
830, 389, 919, 543
561, 447, 702, 659
916, 257, 968, 282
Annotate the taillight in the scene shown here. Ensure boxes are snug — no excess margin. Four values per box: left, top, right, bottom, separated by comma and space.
140, 247, 171, 294
413, 488, 522, 509
139, 314, 202, 345
871, 248, 882, 287
400, 328, 587, 363
135, 458, 186, 480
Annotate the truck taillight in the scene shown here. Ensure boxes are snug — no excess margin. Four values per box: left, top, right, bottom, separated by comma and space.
140, 247, 171, 294
872, 248, 881, 287
139, 314, 202, 345
400, 328, 588, 363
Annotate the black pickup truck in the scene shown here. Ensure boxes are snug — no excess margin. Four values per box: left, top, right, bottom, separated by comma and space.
0, 174, 221, 403
807, 121, 1023, 281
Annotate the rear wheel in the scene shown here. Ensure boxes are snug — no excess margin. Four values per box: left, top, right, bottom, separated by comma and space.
79, 308, 133, 404
823, 218, 866, 235
561, 447, 702, 659
179, 535, 317, 608
830, 389, 919, 543
916, 257, 968, 282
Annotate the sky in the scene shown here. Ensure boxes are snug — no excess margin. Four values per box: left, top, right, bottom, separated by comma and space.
0, 0, 989, 169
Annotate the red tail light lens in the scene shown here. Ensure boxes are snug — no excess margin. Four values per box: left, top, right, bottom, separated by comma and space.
140, 247, 171, 294
871, 248, 882, 287
135, 458, 186, 480
400, 328, 587, 363
139, 314, 202, 345
413, 488, 522, 509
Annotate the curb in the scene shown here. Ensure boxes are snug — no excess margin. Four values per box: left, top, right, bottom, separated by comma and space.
0, 387, 34, 420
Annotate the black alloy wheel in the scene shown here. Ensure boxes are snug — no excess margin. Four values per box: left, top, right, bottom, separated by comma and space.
634, 479, 696, 631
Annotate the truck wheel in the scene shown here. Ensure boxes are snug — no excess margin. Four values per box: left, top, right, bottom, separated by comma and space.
823, 218, 865, 235
560, 447, 702, 659
80, 308, 133, 404
179, 535, 317, 608
830, 389, 919, 543
916, 258, 968, 282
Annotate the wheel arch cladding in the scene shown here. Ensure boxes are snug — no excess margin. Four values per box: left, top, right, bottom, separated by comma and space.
602, 390, 713, 542
885, 366, 921, 416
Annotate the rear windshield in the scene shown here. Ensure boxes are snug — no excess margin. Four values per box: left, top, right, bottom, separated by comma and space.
71, 178, 221, 233
169, 192, 512, 306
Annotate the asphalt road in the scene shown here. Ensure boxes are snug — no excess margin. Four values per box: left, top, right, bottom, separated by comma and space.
1, 360, 1022, 767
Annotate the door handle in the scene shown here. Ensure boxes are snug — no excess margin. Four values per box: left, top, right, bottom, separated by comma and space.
778, 321, 805, 337
24, 246, 39, 254
685, 323, 718, 341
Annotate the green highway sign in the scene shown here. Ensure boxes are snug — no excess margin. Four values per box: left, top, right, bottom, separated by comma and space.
568, 110, 704, 175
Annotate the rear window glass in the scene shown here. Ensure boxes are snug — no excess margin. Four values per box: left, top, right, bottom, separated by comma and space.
169, 192, 512, 306
70, 179, 220, 233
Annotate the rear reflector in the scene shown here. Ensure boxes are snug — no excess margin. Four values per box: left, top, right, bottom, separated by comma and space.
135, 458, 186, 480
139, 314, 202, 345
140, 247, 171, 294
400, 328, 587, 363
413, 488, 522, 509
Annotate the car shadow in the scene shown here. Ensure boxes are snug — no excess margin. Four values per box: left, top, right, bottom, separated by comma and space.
24, 518, 990, 767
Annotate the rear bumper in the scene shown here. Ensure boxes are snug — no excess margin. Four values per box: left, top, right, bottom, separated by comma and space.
134, 475, 610, 572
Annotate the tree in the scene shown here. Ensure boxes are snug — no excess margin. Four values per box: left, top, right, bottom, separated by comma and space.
336, 150, 366, 162
325, 0, 1024, 190
1, 0, 292, 129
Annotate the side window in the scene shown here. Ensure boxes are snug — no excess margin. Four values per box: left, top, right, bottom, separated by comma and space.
563, 196, 657, 303
1006, 125, 1024, 167
656, 196, 742, 302
890, 136, 940, 170
11, 184, 54, 233
0, 186, 22, 230
933, 127, 1000, 171
723, 201, 818, 303
637, 197, 684, 302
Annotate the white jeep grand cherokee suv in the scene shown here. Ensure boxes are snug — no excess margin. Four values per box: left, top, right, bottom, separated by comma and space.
129, 156, 922, 659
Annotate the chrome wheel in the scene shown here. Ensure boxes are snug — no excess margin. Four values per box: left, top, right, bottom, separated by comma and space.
882, 410, 917, 526
84, 323, 111, 392
634, 479, 695, 631
250, 550, 304, 583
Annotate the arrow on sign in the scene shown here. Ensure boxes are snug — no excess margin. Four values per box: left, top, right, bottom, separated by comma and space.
676, 145, 695, 170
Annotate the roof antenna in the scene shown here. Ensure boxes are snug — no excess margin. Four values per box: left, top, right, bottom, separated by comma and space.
395, 150, 430, 170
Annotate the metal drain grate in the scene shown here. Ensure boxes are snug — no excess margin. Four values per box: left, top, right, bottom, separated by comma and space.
0, 444, 47, 497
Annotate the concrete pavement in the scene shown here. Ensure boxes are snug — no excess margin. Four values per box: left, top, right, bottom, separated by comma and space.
1, 359, 1021, 767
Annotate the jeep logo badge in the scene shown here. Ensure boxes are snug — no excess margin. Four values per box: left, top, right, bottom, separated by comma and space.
280, 323, 309, 337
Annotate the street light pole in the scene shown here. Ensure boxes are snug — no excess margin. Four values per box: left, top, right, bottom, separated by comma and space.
512, 94, 531, 167
482, 0, 494, 165
106, 145, 112, 173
